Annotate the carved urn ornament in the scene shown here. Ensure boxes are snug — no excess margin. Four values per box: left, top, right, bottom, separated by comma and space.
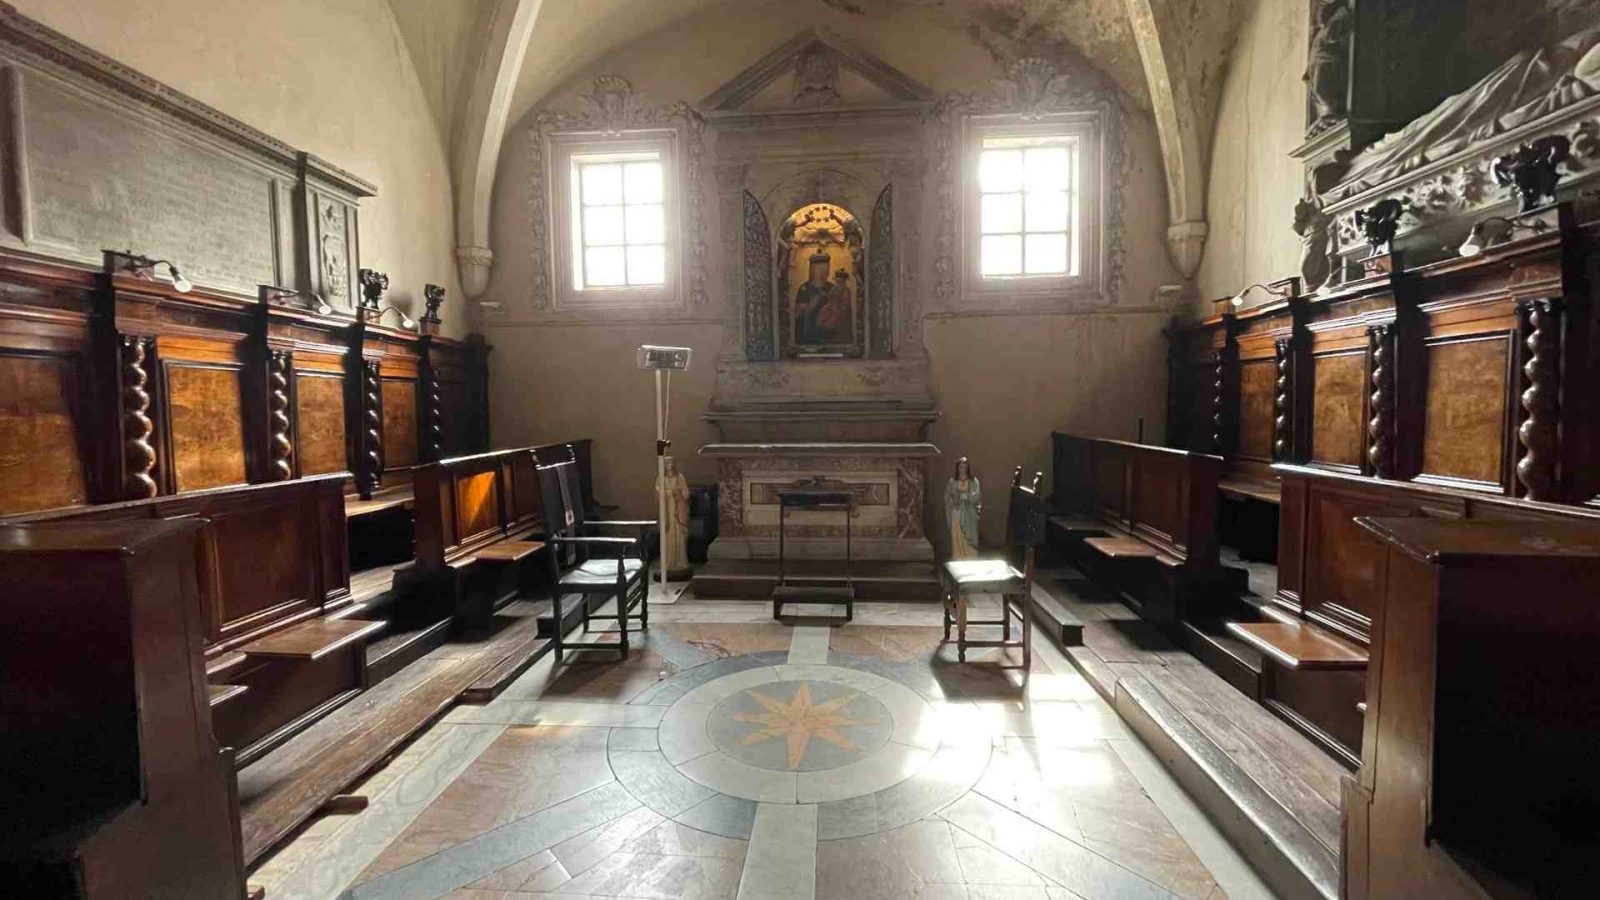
1493, 135, 1571, 213
358, 268, 389, 311
1355, 198, 1404, 257
422, 284, 446, 324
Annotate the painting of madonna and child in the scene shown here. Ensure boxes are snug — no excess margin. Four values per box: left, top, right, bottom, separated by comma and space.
778, 202, 865, 358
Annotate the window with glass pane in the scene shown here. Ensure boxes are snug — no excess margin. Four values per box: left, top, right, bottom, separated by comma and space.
978, 138, 1078, 278
573, 156, 666, 289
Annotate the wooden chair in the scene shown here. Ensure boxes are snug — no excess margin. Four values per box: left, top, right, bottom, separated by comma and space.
940, 467, 1045, 666
535, 446, 655, 661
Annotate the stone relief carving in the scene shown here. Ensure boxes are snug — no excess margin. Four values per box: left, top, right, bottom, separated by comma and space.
793, 46, 842, 108
317, 196, 349, 305
1318, 22, 1600, 269
931, 57, 1130, 307
868, 184, 894, 358
1305, 0, 1352, 137
1292, 196, 1333, 290
524, 75, 709, 312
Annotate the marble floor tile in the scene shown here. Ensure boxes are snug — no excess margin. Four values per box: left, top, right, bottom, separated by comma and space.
444, 699, 668, 728
815, 819, 964, 899
678, 750, 799, 803
257, 723, 505, 900
548, 806, 668, 882
556, 849, 746, 899
794, 739, 932, 803
737, 802, 817, 900
939, 793, 1176, 900
673, 794, 759, 840
346, 782, 642, 900
664, 622, 797, 659
356, 725, 615, 881
611, 748, 718, 817
786, 624, 831, 664
623, 818, 748, 859
610, 726, 662, 752
461, 848, 568, 892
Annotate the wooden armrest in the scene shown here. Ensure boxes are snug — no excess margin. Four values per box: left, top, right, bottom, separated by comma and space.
1048, 513, 1105, 533
1225, 621, 1368, 671
1218, 479, 1281, 505
586, 519, 657, 528
550, 535, 637, 545
237, 617, 385, 661
1085, 536, 1161, 559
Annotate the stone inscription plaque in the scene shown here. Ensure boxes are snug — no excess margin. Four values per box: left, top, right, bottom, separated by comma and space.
24, 75, 280, 293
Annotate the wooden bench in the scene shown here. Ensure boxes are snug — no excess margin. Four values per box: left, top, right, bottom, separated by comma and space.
1050, 432, 1246, 630
411, 447, 550, 627
0, 473, 379, 769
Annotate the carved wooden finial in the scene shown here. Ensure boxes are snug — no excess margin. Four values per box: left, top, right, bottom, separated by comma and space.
1011, 465, 1023, 488
1355, 199, 1404, 258
1494, 135, 1571, 213
357, 268, 389, 311
1030, 472, 1044, 494
422, 284, 446, 324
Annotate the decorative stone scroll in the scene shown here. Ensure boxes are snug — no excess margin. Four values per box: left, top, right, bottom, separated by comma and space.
931, 57, 1130, 307
525, 75, 709, 312
120, 335, 157, 499
868, 185, 894, 358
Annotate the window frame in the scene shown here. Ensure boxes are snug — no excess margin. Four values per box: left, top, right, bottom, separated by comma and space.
962, 111, 1106, 304
546, 129, 683, 310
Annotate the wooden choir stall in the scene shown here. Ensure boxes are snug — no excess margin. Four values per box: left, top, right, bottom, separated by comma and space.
1159, 198, 1600, 896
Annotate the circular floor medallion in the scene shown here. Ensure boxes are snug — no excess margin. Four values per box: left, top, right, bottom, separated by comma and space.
708, 679, 892, 772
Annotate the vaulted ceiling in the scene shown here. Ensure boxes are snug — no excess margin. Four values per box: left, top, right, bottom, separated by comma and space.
386, 0, 1253, 294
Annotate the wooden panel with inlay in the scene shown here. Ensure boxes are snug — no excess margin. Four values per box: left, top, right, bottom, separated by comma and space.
0, 353, 89, 513
1310, 350, 1367, 468
1132, 451, 1187, 550
164, 363, 248, 492
380, 378, 418, 469
294, 372, 347, 476
1236, 357, 1276, 462
1089, 441, 1127, 524
455, 469, 500, 544
1419, 336, 1512, 488
206, 496, 321, 641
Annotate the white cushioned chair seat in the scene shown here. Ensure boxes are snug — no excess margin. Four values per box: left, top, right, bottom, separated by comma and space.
561, 557, 645, 587
941, 558, 1025, 593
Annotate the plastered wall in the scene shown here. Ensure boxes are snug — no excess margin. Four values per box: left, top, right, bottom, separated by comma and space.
480, 0, 1178, 547
13, 0, 468, 335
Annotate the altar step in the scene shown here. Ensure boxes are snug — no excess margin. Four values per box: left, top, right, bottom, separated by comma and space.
690, 558, 940, 602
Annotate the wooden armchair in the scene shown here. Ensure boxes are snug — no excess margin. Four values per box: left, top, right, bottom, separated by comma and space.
534, 446, 655, 661
939, 467, 1046, 666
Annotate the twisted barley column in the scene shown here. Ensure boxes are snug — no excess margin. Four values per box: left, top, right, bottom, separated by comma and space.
359, 358, 383, 496
1211, 349, 1226, 454
1273, 338, 1293, 460
426, 366, 444, 460
1367, 325, 1394, 478
121, 335, 158, 498
1517, 299, 1562, 501
268, 349, 294, 480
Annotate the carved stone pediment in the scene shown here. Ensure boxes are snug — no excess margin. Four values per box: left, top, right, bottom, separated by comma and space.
699, 27, 935, 117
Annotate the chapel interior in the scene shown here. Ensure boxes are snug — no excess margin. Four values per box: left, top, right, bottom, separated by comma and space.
3, 1, 1599, 898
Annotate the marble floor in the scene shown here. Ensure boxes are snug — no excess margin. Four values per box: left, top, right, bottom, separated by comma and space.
252, 595, 1278, 900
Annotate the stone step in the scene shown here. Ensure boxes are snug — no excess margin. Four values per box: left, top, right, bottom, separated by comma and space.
690, 558, 940, 601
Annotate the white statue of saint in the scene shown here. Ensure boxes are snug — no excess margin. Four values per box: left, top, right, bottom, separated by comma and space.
944, 457, 981, 560
656, 455, 692, 579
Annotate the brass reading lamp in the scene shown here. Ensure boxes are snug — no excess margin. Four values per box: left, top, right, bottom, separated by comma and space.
1228, 282, 1294, 308
638, 345, 692, 583
370, 304, 417, 330
108, 250, 191, 293
259, 284, 334, 315
1458, 215, 1552, 257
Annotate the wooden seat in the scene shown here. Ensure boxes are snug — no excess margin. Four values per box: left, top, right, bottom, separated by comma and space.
471, 539, 547, 564
1047, 513, 1105, 533
537, 446, 653, 662
1218, 477, 1281, 505
208, 683, 249, 708
940, 467, 1043, 667
344, 486, 414, 519
1225, 621, 1368, 671
1085, 535, 1164, 559
237, 617, 385, 661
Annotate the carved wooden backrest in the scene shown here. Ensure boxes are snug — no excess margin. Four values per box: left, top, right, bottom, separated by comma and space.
533, 444, 582, 567
1005, 466, 1047, 550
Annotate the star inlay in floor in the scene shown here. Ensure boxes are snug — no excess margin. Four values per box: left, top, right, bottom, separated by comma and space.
708, 678, 893, 772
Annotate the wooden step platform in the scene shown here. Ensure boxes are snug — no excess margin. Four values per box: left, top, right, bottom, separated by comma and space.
1026, 583, 1084, 646
691, 558, 939, 601
238, 617, 385, 661
237, 600, 553, 866
1227, 621, 1368, 671
1031, 571, 1342, 900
